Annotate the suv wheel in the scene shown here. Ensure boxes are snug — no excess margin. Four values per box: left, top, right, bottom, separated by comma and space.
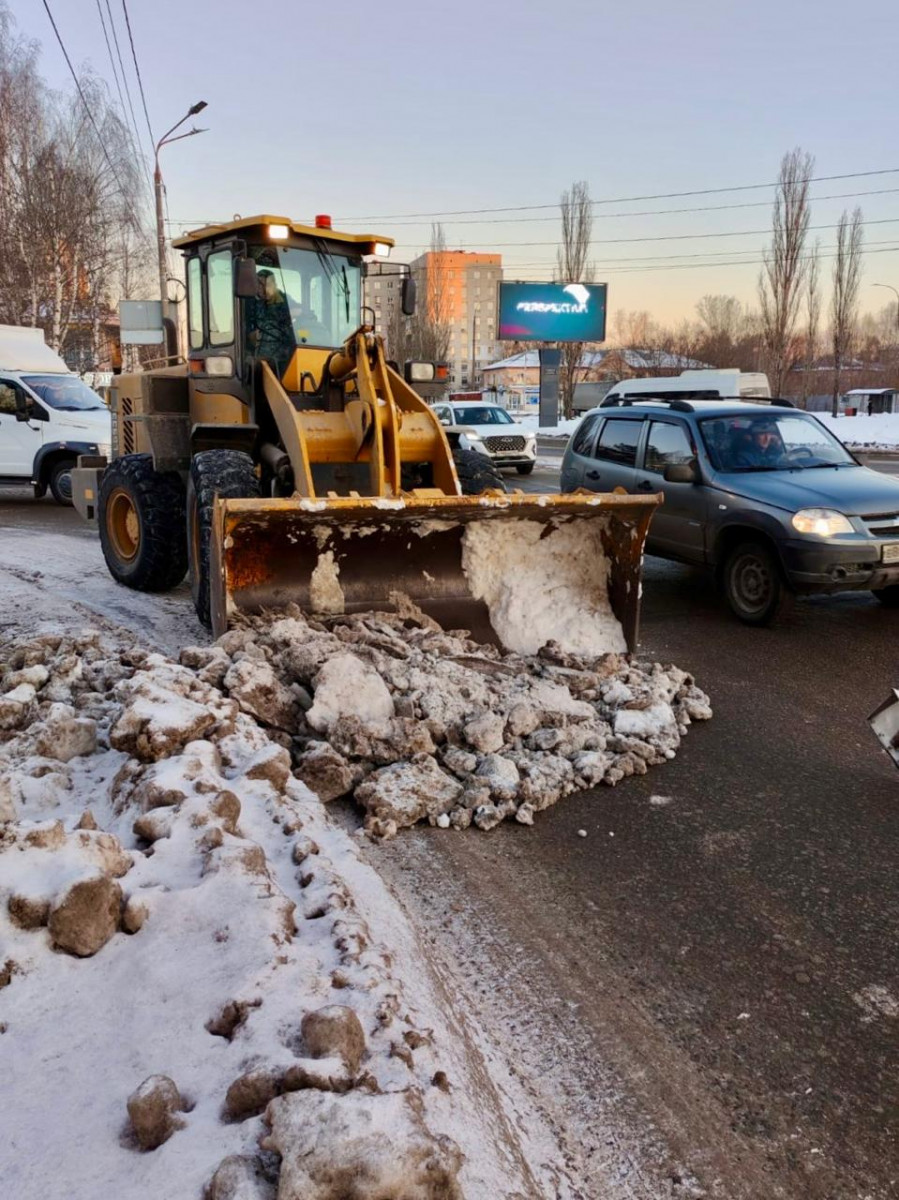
722, 540, 794, 626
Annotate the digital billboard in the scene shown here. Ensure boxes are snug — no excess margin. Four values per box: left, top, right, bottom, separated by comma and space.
498, 281, 607, 343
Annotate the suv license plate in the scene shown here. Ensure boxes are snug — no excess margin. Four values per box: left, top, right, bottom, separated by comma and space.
883, 544, 899, 564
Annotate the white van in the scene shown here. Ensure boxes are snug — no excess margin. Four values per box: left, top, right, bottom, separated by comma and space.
603, 369, 771, 404
0, 326, 111, 504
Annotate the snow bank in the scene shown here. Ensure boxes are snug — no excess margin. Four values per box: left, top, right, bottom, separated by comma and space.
201, 606, 711, 840
815, 412, 899, 450
0, 630, 525, 1199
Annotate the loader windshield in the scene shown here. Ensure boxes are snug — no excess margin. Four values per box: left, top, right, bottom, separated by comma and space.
248, 246, 362, 353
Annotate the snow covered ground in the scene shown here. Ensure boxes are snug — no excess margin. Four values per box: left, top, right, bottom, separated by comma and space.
0, 511, 711, 1198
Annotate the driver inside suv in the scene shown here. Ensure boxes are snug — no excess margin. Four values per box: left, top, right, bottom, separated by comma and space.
730, 419, 786, 469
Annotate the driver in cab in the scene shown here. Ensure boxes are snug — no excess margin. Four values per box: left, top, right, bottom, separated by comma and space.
248, 269, 295, 375
733, 419, 786, 468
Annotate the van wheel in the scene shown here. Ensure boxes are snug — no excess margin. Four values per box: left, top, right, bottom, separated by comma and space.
98, 454, 188, 591
722, 541, 794, 626
453, 449, 507, 495
188, 450, 260, 628
49, 457, 77, 506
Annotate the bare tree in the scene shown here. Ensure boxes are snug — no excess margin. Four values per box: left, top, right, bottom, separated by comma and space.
796, 240, 821, 407
696, 294, 743, 342
408, 222, 451, 366
831, 208, 864, 416
759, 148, 814, 395
0, 3, 150, 368
556, 180, 593, 417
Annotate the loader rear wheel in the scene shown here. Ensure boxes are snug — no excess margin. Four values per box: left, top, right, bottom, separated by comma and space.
98, 454, 188, 592
453, 449, 507, 495
188, 450, 260, 628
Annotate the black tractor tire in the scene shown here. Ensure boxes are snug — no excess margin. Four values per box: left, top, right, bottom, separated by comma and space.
873, 585, 899, 607
453, 449, 507, 495
188, 449, 260, 628
98, 454, 188, 592
722, 540, 794, 626
516, 462, 535, 476
49, 457, 77, 506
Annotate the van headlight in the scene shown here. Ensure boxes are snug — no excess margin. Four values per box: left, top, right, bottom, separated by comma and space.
791, 508, 853, 536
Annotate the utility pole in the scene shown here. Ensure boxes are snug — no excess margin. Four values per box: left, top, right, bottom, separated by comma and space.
154, 100, 208, 358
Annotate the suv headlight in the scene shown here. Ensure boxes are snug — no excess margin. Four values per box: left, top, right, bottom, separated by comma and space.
460, 433, 490, 457
791, 508, 854, 536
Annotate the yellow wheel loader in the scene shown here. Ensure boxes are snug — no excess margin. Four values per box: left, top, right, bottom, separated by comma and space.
73, 215, 660, 650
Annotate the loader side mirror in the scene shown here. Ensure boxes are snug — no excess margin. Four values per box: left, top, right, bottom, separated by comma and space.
663, 460, 699, 484
401, 276, 416, 316
235, 258, 259, 299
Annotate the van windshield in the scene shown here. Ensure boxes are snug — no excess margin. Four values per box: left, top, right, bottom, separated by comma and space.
23, 375, 106, 411
701, 413, 856, 472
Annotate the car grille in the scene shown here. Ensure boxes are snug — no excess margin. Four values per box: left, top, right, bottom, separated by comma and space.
484, 436, 526, 452
862, 511, 899, 536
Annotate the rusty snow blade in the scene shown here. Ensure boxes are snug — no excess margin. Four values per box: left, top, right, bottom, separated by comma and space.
209, 490, 660, 652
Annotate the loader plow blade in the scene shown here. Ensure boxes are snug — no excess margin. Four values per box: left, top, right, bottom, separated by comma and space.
210, 491, 660, 654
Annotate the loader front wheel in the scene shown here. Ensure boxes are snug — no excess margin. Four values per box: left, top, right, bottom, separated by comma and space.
98, 454, 188, 592
188, 450, 260, 628
453, 449, 507, 495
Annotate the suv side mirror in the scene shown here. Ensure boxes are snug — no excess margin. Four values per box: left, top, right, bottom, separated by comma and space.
235, 258, 259, 299
663, 460, 699, 484
401, 276, 416, 316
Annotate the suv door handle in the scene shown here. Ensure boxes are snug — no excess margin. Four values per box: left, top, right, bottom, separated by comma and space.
586, 469, 601, 480
637, 479, 655, 492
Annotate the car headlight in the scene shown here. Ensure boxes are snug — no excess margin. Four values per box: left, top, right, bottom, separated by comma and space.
791, 508, 854, 536
461, 434, 490, 457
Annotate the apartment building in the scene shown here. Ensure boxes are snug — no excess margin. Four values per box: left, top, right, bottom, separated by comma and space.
366, 251, 501, 388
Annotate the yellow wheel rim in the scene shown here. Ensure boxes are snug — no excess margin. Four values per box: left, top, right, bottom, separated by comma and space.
107, 488, 140, 561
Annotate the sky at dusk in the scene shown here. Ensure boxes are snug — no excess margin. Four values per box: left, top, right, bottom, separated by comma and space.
14, 0, 898, 326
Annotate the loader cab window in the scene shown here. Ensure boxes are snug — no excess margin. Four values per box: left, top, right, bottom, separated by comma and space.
248, 246, 362, 352
207, 250, 234, 346
187, 257, 203, 350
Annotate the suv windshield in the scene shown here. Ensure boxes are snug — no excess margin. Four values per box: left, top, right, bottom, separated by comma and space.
23, 374, 105, 411
700, 413, 856, 472
452, 406, 513, 425
248, 245, 362, 355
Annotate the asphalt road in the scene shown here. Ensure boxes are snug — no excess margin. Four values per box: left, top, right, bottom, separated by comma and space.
379, 449, 899, 1198
1, 465, 897, 1198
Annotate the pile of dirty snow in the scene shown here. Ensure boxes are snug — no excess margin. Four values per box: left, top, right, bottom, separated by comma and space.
182, 606, 711, 840
0, 630, 526, 1199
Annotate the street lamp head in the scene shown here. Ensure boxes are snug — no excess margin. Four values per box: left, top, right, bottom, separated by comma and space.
188, 100, 208, 116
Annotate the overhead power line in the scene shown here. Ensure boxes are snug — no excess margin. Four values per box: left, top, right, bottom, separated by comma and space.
94, 0, 152, 197
342, 186, 899, 229
120, 0, 155, 148
399, 216, 899, 251
40, 0, 140, 222
335, 168, 899, 222
165, 185, 899, 233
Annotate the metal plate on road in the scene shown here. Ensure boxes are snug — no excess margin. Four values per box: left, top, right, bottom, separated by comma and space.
882, 543, 899, 563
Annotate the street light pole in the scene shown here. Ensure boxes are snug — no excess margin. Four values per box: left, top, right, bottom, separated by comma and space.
154, 101, 208, 357
872, 283, 899, 336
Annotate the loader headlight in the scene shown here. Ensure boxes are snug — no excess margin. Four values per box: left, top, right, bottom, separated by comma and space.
791, 508, 854, 536
267, 224, 290, 240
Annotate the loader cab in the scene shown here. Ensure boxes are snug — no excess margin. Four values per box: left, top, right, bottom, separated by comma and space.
174, 216, 394, 411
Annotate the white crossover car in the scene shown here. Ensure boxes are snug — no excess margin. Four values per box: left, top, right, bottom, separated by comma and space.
431, 401, 537, 475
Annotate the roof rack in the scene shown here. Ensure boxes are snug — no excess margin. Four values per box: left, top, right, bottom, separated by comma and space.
599, 395, 797, 413
600, 396, 695, 412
